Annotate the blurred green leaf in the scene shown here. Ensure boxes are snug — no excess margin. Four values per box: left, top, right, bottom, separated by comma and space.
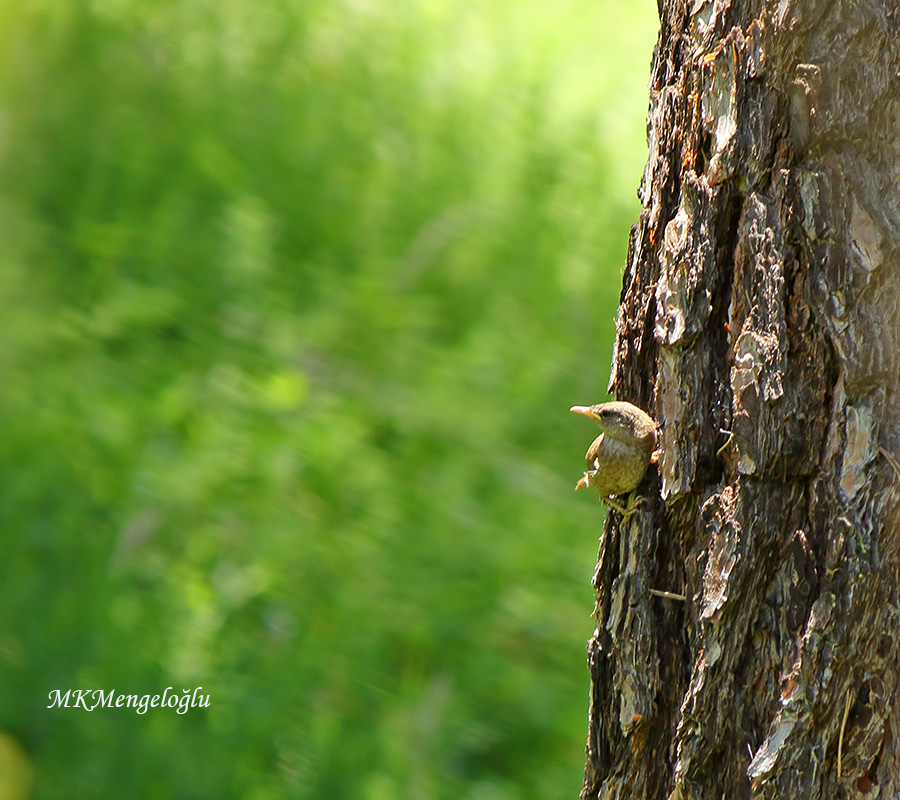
0, 0, 657, 797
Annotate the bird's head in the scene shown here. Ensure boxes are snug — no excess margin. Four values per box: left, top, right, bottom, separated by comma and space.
570, 401, 654, 442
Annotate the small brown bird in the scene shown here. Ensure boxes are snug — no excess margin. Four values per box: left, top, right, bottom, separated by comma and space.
571, 401, 658, 515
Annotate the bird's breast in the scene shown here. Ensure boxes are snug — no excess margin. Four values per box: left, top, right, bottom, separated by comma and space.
583, 433, 653, 497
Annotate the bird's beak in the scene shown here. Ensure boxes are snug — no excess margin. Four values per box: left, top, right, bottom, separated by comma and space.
570, 405, 595, 418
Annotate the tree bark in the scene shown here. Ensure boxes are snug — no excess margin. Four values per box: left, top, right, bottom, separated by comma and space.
583, 1, 900, 797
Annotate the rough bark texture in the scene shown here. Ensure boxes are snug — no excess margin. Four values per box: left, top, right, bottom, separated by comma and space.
583, 0, 900, 797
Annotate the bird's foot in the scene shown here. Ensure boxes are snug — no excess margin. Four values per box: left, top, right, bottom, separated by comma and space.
602, 493, 644, 518
575, 469, 597, 491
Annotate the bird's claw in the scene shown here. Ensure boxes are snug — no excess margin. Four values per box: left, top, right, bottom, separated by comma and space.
575, 470, 595, 491
602, 493, 645, 518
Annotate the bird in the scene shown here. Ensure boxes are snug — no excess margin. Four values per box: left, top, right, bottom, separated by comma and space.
570, 401, 658, 515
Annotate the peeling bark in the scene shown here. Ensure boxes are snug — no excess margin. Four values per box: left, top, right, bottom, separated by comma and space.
584, 1, 900, 797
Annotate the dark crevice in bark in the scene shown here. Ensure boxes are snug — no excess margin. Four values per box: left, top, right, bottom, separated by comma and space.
705, 188, 743, 487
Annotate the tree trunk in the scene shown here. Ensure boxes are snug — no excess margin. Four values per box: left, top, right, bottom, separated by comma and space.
583, 1, 900, 797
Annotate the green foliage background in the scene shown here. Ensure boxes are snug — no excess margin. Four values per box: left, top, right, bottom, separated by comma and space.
0, 1, 657, 797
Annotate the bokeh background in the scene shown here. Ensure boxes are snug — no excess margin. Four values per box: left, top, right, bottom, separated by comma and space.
0, 1, 657, 797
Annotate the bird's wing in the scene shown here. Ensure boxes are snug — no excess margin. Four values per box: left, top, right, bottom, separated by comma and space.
585, 433, 605, 464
